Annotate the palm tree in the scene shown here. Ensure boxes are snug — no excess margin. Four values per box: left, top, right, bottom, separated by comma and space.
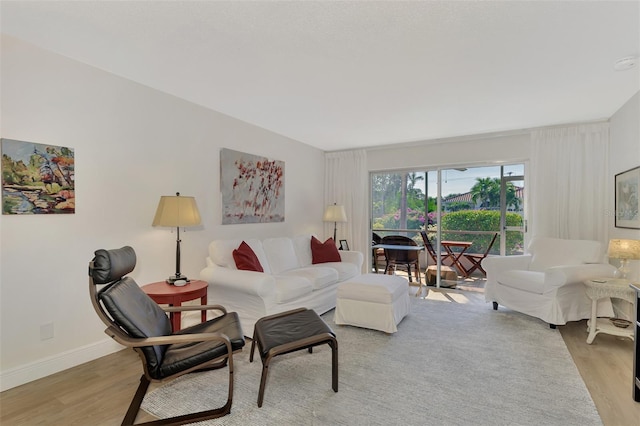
470, 177, 499, 208
471, 177, 521, 210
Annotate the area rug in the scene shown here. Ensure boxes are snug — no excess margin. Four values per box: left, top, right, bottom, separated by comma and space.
141, 295, 602, 425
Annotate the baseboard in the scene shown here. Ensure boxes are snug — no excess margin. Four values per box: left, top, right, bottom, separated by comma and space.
0, 339, 123, 392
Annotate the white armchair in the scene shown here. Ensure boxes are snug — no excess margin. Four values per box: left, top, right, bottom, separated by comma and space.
482, 237, 618, 327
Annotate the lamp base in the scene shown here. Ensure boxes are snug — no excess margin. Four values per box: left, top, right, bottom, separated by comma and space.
616, 258, 630, 279
166, 275, 191, 285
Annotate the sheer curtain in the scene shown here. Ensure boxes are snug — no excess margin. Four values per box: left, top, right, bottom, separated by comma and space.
324, 149, 368, 268
530, 122, 609, 243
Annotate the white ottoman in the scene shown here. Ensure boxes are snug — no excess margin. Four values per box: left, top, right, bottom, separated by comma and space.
334, 274, 411, 333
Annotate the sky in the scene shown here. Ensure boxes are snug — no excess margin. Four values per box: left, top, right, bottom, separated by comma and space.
421, 164, 524, 197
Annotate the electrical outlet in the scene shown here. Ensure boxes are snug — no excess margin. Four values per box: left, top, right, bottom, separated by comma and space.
40, 323, 54, 340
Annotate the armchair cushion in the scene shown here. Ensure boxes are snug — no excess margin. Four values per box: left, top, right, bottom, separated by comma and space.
98, 276, 172, 377
498, 270, 545, 294
160, 311, 244, 379
528, 238, 602, 271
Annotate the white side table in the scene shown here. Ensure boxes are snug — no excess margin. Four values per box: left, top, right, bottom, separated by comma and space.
583, 278, 635, 344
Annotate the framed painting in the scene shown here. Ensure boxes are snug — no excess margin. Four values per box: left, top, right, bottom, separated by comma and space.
1, 138, 75, 214
220, 148, 284, 224
615, 165, 639, 229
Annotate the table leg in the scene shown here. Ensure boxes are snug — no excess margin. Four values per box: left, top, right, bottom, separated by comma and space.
414, 258, 423, 297
449, 249, 471, 278
170, 304, 182, 331
444, 246, 465, 278
586, 299, 598, 344
201, 294, 207, 323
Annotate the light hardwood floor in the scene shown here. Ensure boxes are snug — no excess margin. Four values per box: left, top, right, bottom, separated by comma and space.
1, 288, 638, 425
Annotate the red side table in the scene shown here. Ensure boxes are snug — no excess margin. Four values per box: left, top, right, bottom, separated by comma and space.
141, 279, 208, 331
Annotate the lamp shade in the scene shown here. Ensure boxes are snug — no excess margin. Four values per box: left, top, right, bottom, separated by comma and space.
322, 204, 347, 223
607, 239, 640, 260
152, 193, 201, 228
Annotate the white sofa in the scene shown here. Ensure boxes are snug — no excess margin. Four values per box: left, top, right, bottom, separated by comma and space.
200, 235, 363, 334
482, 237, 617, 327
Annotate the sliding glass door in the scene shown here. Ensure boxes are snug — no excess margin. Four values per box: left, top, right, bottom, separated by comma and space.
371, 164, 525, 287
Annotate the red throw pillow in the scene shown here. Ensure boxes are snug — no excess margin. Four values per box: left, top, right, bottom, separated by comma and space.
311, 236, 341, 264
233, 241, 264, 272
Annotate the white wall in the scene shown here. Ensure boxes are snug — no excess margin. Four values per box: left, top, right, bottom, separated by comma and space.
609, 91, 640, 281
0, 35, 325, 390
367, 132, 530, 172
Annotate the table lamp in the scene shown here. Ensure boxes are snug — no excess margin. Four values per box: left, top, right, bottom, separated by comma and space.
607, 239, 640, 279
152, 192, 201, 283
323, 203, 347, 242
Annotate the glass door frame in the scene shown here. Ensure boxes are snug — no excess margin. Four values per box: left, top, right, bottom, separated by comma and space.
370, 163, 526, 288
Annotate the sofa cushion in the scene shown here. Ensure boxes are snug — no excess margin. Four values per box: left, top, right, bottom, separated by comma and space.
311, 261, 360, 282
292, 234, 313, 267
281, 266, 338, 290
209, 239, 242, 269
233, 241, 264, 272
529, 238, 602, 272
263, 237, 299, 274
209, 239, 271, 274
311, 236, 341, 264
272, 276, 314, 303
497, 270, 545, 295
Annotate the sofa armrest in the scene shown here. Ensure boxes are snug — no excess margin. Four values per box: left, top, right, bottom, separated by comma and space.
200, 264, 276, 297
339, 250, 364, 269
482, 254, 533, 275
544, 263, 619, 290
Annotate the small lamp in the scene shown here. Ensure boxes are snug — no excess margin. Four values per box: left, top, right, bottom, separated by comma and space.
607, 239, 640, 279
323, 203, 347, 242
153, 192, 201, 283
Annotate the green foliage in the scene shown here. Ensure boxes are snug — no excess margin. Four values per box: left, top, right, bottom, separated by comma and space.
439, 210, 523, 255
373, 208, 427, 231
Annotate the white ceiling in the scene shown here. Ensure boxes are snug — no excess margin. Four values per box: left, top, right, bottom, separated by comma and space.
2, 1, 639, 151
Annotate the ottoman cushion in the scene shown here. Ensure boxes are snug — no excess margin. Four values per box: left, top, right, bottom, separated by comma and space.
334, 274, 410, 333
337, 274, 408, 304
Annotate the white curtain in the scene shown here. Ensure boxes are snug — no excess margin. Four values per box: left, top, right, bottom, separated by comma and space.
530, 122, 609, 243
324, 149, 368, 269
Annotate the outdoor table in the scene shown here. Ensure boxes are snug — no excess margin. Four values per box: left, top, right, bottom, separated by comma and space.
440, 240, 473, 278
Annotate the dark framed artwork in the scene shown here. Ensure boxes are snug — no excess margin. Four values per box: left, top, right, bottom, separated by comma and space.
615, 165, 639, 229
220, 148, 284, 224
339, 239, 349, 251
1, 138, 75, 215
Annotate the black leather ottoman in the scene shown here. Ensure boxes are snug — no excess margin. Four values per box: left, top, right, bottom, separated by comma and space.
249, 308, 338, 407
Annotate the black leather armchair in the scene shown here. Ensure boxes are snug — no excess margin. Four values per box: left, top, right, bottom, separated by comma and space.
89, 246, 245, 425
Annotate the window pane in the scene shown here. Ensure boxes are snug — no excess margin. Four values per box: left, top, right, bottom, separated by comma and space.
371, 171, 427, 241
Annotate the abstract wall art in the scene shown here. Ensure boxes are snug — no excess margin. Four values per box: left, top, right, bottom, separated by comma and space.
220, 148, 284, 224
2, 138, 75, 215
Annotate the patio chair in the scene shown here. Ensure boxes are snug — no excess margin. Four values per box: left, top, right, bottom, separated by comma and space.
89, 246, 245, 425
419, 231, 453, 266
462, 232, 498, 276
381, 235, 421, 283
372, 232, 386, 273
419, 231, 457, 286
